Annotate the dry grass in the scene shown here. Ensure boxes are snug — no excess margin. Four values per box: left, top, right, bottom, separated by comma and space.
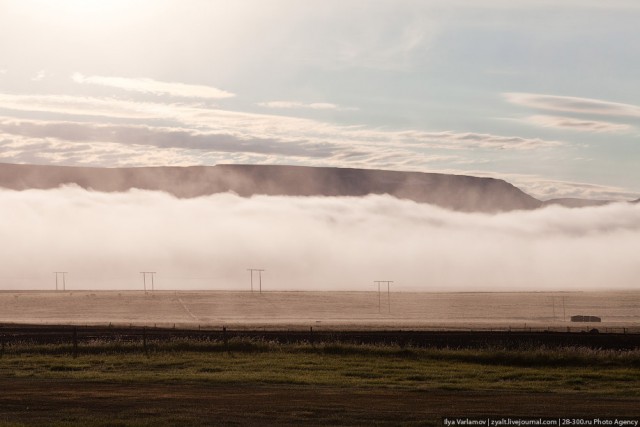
1, 290, 639, 331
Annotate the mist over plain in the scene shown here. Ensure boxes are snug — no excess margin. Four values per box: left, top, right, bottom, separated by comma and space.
1, 186, 638, 292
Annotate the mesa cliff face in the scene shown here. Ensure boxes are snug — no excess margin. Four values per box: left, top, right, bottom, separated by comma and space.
0, 163, 544, 212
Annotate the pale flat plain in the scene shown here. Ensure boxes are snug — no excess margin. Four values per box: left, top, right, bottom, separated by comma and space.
0, 290, 638, 331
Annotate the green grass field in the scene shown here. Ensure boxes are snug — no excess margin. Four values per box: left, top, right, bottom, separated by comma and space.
0, 338, 639, 426
1, 338, 640, 395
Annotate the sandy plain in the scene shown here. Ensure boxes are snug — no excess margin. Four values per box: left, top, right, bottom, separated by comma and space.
0, 290, 637, 331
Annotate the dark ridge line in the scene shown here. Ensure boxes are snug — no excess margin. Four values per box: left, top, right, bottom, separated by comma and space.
0, 163, 635, 212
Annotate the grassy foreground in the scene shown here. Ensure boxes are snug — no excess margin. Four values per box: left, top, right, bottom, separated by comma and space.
2, 338, 640, 394
0, 338, 639, 426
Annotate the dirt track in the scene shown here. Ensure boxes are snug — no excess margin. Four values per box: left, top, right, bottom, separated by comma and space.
0, 379, 638, 426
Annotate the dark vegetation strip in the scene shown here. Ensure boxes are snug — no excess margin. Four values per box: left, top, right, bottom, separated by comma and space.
1, 324, 639, 350
2, 336, 640, 368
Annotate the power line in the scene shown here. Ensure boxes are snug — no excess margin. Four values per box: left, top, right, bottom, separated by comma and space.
54, 272, 67, 291
247, 269, 265, 293
140, 272, 156, 293
374, 280, 393, 313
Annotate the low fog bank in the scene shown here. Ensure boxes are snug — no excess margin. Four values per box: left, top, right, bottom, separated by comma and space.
1, 187, 638, 292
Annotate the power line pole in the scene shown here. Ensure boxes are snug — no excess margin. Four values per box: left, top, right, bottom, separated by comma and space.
140, 272, 156, 293
247, 269, 265, 293
374, 280, 393, 313
54, 272, 67, 291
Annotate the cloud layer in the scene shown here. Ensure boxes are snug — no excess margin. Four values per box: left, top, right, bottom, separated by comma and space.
505, 92, 640, 118
0, 94, 559, 152
0, 187, 638, 292
257, 101, 345, 110
524, 115, 632, 134
72, 73, 235, 99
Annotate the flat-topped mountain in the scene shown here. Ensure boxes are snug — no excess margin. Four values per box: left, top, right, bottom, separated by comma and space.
0, 162, 586, 213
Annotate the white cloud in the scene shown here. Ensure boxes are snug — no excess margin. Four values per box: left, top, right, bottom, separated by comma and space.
0, 69, 6, 75
0, 93, 181, 119
257, 101, 349, 110
524, 115, 632, 133
0, 113, 465, 173
487, 173, 637, 201
0, 188, 638, 291
31, 70, 46, 81
0, 118, 340, 159
308, 102, 342, 110
504, 92, 640, 118
394, 130, 563, 150
0, 129, 458, 174
0, 94, 563, 154
0, 132, 209, 167
72, 73, 235, 99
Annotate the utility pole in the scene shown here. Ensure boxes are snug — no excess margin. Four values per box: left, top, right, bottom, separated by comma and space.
140, 272, 156, 293
374, 280, 393, 314
562, 296, 566, 322
247, 269, 265, 293
54, 272, 67, 291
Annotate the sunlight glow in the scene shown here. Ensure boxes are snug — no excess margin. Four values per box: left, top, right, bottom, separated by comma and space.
15, 0, 155, 27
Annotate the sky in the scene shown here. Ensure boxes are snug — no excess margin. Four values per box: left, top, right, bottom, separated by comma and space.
0, 0, 639, 201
